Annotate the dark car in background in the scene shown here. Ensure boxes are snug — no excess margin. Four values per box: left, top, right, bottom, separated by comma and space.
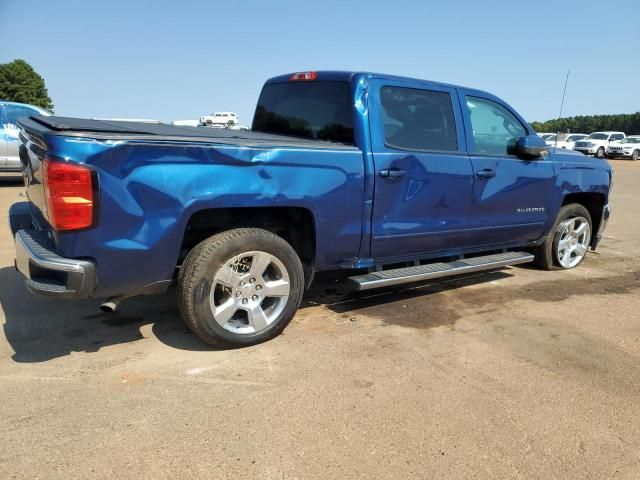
0, 102, 51, 172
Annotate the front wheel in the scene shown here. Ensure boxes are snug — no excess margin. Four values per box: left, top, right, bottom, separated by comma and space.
177, 228, 304, 348
533, 204, 592, 270
632, 149, 640, 161
596, 147, 605, 158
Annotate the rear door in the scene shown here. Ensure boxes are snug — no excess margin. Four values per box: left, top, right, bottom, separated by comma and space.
459, 91, 556, 246
369, 80, 473, 260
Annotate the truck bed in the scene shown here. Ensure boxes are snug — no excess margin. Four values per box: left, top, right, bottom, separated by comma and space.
18, 116, 358, 150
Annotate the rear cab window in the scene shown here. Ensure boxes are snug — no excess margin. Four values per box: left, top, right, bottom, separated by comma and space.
252, 81, 354, 144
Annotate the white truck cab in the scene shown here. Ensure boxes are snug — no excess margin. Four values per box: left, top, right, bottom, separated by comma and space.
545, 133, 588, 150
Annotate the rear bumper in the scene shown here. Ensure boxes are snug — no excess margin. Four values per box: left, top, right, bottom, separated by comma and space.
591, 203, 611, 250
9, 202, 96, 299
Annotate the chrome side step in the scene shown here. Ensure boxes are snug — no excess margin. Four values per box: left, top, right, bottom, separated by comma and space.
347, 251, 534, 291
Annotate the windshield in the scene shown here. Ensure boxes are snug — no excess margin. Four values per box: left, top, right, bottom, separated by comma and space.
546, 135, 557, 142
567, 135, 585, 141
621, 138, 640, 144
586, 133, 609, 140
252, 81, 354, 144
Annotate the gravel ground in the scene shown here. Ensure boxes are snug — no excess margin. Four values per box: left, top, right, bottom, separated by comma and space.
0, 159, 639, 479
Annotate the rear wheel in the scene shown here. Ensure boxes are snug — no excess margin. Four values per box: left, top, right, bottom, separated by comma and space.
533, 204, 592, 270
178, 228, 304, 347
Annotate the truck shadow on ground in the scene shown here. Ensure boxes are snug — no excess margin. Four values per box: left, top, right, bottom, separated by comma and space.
0, 265, 513, 363
4, 262, 638, 363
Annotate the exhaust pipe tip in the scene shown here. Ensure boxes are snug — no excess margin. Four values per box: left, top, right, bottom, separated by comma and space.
100, 294, 137, 314
100, 301, 117, 313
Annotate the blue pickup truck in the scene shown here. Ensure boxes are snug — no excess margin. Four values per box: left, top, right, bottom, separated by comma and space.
9, 71, 612, 347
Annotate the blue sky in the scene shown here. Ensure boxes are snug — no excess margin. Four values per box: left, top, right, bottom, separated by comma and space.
1, 0, 638, 125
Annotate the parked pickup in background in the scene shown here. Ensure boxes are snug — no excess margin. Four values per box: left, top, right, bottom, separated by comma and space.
574, 131, 626, 158
9, 71, 612, 347
545, 133, 587, 150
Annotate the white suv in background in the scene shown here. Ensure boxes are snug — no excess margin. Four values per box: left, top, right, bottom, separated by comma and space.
199, 112, 239, 127
606, 136, 640, 160
573, 131, 626, 158
545, 133, 588, 150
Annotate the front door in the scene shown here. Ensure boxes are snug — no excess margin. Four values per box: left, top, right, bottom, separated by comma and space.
459, 92, 556, 246
369, 80, 473, 260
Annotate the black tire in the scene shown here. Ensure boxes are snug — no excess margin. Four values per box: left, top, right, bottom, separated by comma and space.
632, 149, 640, 161
177, 228, 304, 348
533, 203, 592, 270
596, 147, 605, 158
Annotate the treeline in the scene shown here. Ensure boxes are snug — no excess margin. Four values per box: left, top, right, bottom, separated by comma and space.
531, 112, 640, 135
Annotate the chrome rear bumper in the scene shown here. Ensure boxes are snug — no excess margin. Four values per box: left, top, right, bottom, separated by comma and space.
9, 202, 96, 298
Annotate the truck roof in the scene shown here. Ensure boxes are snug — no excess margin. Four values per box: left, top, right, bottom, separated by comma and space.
265, 71, 492, 97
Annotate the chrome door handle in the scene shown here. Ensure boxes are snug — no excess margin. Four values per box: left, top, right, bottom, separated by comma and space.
476, 169, 496, 178
379, 169, 406, 178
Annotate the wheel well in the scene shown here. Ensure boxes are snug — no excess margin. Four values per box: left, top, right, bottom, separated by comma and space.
179, 206, 316, 270
562, 193, 605, 236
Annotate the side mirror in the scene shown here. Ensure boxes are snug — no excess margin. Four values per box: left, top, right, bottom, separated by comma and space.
513, 135, 548, 159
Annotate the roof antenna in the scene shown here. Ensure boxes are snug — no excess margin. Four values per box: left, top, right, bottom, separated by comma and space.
554, 70, 570, 147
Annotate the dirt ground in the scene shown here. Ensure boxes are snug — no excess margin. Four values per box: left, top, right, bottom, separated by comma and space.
0, 160, 639, 479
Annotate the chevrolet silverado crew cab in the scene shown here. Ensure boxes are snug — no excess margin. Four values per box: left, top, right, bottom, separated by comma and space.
9, 71, 612, 347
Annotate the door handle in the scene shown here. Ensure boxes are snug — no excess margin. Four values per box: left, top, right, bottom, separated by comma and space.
379, 168, 406, 178
476, 169, 496, 178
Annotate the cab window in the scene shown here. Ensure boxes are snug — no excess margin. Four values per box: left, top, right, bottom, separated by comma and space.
466, 96, 526, 156
380, 86, 457, 152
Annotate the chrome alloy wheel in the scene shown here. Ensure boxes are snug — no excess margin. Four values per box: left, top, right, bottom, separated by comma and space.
556, 216, 591, 268
210, 251, 290, 334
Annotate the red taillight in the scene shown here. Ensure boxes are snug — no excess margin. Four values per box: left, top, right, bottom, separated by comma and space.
289, 71, 318, 81
43, 159, 95, 231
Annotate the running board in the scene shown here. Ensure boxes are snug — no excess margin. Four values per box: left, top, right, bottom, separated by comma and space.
347, 251, 534, 291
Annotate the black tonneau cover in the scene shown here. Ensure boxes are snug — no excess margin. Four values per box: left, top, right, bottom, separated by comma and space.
19, 116, 358, 150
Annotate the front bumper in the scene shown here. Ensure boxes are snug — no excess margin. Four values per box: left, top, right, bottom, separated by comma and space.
606, 150, 632, 158
591, 203, 611, 250
574, 147, 598, 155
9, 202, 96, 298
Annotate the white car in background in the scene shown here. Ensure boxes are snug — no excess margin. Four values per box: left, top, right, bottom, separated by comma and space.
200, 112, 239, 127
1, 101, 52, 172
573, 131, 626, 158
545, 133, 588, 150
606, 136, 640, 160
